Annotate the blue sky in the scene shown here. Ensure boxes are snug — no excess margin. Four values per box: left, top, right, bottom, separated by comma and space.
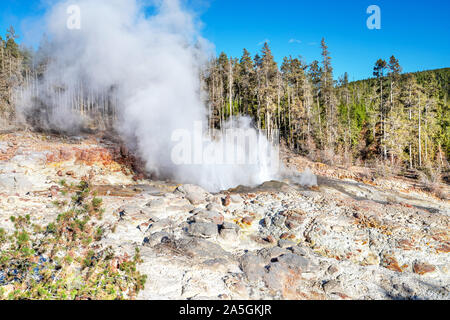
1, 0, 449, 81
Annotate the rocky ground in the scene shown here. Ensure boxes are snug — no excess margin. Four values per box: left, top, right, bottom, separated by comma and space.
0, 130, 449, 300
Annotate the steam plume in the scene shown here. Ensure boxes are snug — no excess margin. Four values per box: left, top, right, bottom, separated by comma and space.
17, 0, 280, 192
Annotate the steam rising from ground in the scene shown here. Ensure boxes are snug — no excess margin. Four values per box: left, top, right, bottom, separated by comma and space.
293, 168, 318, 187
17, 0, 281, 192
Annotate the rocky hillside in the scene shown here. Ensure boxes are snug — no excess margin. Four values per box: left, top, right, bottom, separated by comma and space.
0, 131, 449, 300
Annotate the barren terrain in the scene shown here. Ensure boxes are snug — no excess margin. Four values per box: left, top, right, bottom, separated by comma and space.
0, 130, 449, 300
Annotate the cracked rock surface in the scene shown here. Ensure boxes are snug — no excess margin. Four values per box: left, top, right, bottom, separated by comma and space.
0, 132, 449, 300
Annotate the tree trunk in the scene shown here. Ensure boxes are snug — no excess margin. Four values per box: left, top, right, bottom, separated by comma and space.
228, 59, 233, 126
418, 95, 422, 167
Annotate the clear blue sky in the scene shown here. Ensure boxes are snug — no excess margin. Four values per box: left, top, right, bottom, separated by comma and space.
1, 0, 449, 81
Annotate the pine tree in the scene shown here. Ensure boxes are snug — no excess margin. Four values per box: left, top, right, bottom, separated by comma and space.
308, 60, 323, 148
239, 49, 254, 117
373, 58, 388, 159
258, 42, 278, 135
385, 55, 403, 164
319, 38, 336, 151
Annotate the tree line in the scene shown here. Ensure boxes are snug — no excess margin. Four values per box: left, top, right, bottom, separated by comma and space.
203, 40, 449, 173
0, 26, 29, 121
1, 27, 449, 175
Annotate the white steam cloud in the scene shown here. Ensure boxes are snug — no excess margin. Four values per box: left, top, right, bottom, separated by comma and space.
294, 168, 318, 187
17, 0, 281, 192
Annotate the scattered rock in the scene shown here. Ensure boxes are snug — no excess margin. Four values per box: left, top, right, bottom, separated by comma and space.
187, 222, 219, 238
241, 216, 254, 226
49, 185, 60, 197
118, 204, 155, 223
288, 245, 308, 257
176, 184, 209, 205
144, 231, 171, 247
229, 194, 244, 204
222, 195, 231, 207
435, 243, 450, 254
286, 220, 299, 230
219, 223, 240, 242
219, 228, 239, 242
257, 247, 287, 263
278, 239, 296, 249
186, 193, 206, 206
202, 258, 231, 272
327, 265, 339, 275
107, 222, 145, 245
280, 232, 295, 240
132, 173, 145, 181
264, 235, 276, 244
250, 235, 269, 245
189, 209, 224, 225
413, 262, 436, 275
148, 219, 172, 233
263, 262, 286, 292
146, 198, 166, 210
208, 195, 223, 206
221, 222, 240, 231
277, 253, 311, 272
206, 202, 223, 212
323, 280, 342, 294
262, 217, 271, 228
381, 254, 403, 273
176, 238, 230, 260
239, 252, 266, 282
272, 215, 286, 228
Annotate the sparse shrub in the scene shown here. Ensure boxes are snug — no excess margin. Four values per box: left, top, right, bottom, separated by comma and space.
373, 159, 391, 178
417, 165, 446, 199
0, 180, 147, 300
91, 197, 103, 210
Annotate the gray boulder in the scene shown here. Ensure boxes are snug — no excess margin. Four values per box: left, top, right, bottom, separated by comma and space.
239, 252, 266, 282
272, 214, 286, 228
219, 222, 241, 242
257, 247, 287, 263
148, 219, 173, 233
206, 202, 223, 212
277, 253, 312, 272
278, 239, 296, 248
263, 262, 286, 292
146, 198, 166, 210
176, 184, 209, 205
322, 280, 343, 294
219, 228, 239, 242
187, 222, 219, 238
288, 245, 309, 257
189, 209, 224, 225
176, 238, 230, 260
144, 231, 171, 246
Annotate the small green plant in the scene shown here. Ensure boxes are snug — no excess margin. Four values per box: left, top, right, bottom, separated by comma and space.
0, 228, 6, 244
0, 180, 146, 300
91, 197, 103, 210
